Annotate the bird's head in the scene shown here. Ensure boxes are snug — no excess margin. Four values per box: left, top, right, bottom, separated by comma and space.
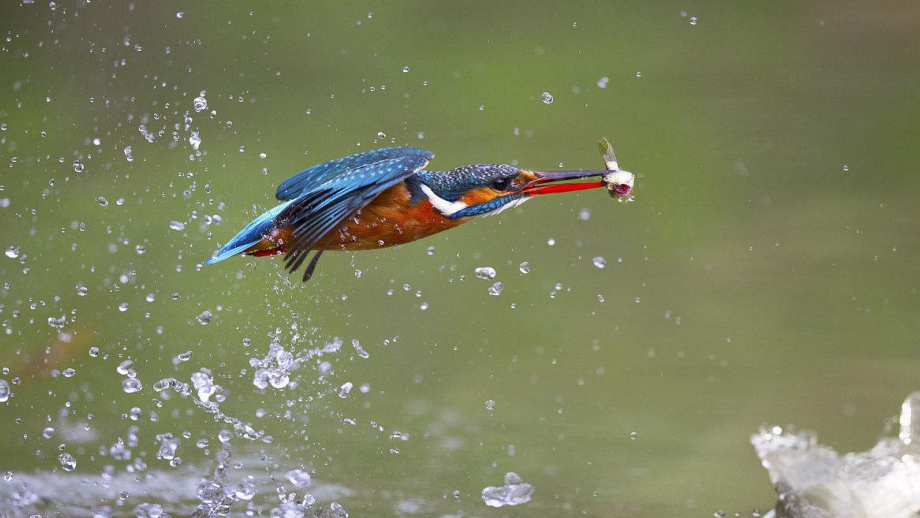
416, 164, 625, 219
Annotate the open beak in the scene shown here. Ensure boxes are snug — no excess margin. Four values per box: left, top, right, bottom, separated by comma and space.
522, 170, 608, 196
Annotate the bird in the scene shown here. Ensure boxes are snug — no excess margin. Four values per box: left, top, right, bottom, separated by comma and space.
204, 146, 633, 281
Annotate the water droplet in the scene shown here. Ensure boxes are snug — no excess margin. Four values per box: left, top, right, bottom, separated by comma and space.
352, 339, 369, 359
63, 368, 76, 378
630, 431, 638, 440
188, 130, 201, 150
485, 399, 496, 411
376, 131, 386, 139
547, 238, 556, 246
252, 372, 269, 390
193, 95, 208, 112
89, 347, 100, 357
176, 11, 185, 18
156, 433, 181, 461
338, 382, 353, 398
73, 161, 85, 173
42, 427, 55, 439
96, 196, 108, 207
635, 71, 642, 78
597, 76, 609, 89
519, 262, 530, 274
593, 257, 607, 269
47, 315, 67, 330
118, 302, 129, 312
123, 146, 133, 162
842, 164, 849, 172
541, 91, 554, 104
286, 469, 312, 487
135, 245, 146, 255
690, 16, 698, 25
475, 266, 496, 280
0, 379, 10, 402
122, 377, 143, 394
5, 246, 19, 259
177, 351, 192, 362
402, 66, 410, 73
578, 208, 591, 221
58, 453, 77, 471
488, 282, 504, 296
426, 245, 435, 256
169, 221, 186, 231
234, 482, 255, 500
196, 310, 212, 325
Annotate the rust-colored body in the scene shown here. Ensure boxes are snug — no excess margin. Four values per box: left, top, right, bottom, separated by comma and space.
244, 183, 463, 255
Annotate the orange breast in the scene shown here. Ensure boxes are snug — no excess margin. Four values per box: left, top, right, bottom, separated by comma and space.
243, 182, 463, 255
317, 183, 465, 251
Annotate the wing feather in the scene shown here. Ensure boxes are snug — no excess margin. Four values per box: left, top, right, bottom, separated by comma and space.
278, 154, 431, 279
276, 147, 434, 201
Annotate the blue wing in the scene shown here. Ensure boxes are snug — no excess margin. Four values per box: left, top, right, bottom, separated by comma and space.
276, 147, 434, 201
279, 154, 432, 280
204, 199, 295, 265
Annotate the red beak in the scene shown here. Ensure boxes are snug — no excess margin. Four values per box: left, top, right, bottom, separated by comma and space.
523, 170, 607, 196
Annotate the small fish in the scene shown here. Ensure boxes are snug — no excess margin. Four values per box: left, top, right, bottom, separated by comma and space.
598, 137, 636, 201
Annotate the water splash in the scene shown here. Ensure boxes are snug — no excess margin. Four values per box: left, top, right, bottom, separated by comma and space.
752, 392, 920, 518
481, 472, 533, 507
251, 342, 298, 390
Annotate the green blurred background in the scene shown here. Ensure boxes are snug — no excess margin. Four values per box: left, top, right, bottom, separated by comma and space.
1, 1, 919, 516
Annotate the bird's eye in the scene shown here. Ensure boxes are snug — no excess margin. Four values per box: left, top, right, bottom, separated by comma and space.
491, 177, 512, 191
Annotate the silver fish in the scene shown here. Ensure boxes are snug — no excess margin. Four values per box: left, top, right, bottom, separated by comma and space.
599, 137, 636, 201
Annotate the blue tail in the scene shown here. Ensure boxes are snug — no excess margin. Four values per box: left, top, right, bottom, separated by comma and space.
204, 200, 294, 265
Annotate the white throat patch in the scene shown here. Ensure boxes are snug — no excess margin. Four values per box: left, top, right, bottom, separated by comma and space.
420, 184, 468, 217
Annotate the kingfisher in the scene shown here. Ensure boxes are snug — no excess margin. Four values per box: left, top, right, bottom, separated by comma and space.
205, 146, 634, 281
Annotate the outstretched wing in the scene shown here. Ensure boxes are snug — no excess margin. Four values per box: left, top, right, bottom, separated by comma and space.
276, 147, 434, 201
278, 154, 432, 280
